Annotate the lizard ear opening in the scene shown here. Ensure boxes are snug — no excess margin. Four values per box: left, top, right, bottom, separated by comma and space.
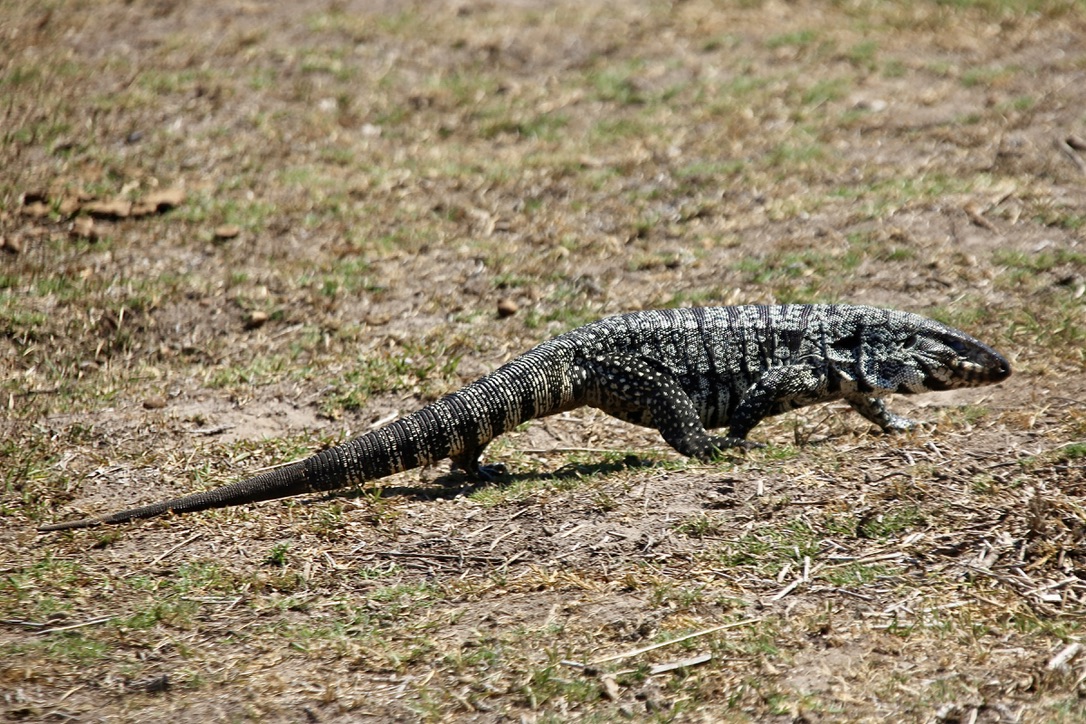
830, 331, 862, 352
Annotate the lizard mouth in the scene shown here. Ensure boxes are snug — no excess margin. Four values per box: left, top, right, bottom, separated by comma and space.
920, 357, 1011, 391
971, 351, 1012, 383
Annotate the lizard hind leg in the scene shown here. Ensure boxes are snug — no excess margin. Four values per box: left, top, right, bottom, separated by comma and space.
449, 446, 507, 481
581, 355, 757, 461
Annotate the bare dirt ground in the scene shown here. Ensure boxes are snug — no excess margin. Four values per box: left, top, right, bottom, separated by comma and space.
2, 0, 1085, 721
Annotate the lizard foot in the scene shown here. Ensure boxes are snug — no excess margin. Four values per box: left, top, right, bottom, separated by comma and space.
447, 460, 508, 483
472, 463, 508, 481
880, 415, 923, 433
690, 436, 765, 461
711, 436, 766, 452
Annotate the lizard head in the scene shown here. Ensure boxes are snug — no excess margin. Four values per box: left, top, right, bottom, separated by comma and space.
880, 312, 1011, 394
901, 319, 1012, 392
830, 310, 1011, 395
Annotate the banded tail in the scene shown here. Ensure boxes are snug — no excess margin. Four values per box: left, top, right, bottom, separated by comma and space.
39, 344, 578, 531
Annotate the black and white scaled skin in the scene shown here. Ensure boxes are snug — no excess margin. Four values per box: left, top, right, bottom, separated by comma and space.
39, 304, 1011, 531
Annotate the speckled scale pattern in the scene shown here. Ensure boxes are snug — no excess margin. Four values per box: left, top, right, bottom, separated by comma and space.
39, 304, 1010, 530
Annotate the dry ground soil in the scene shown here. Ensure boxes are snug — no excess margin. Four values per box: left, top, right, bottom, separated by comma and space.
2, 0, 1086, 722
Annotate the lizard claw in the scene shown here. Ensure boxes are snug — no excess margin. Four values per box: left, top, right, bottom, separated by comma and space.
700, 436, 765, 459
721, 437, 766, 451
448, 459, 508, 482
881, 415, 922, 433
473, 463, 508, 481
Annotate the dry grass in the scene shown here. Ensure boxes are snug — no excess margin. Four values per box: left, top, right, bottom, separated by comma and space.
2, 0, 1085, 721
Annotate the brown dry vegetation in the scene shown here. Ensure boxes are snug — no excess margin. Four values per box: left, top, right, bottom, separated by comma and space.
2, 0, 1086, 721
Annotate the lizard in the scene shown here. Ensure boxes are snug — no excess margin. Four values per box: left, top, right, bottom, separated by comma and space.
38, 304, 1010, 531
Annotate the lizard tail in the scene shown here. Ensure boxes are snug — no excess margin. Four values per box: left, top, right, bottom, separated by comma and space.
37, 459, 314, 531
39, 344, 578, 531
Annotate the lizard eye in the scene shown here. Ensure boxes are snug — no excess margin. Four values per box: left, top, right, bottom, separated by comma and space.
945, 338, 969, 355
902, 334, 918, 349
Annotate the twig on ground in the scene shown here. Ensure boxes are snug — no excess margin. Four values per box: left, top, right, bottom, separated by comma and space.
824, 551, 905, 568
964, 202, 998, 231
585, 618, 763, 666
146, 532, 204, 567
648, 652, 713, 675
36, 615, 116, 635
1046, 642, 1082, 670
374, 550, 504, 563
501, 550, 528, 567
488, 528, 517, 551
770, 579, 802, 601
1, 618, 47, 628
190, 424, 235, 436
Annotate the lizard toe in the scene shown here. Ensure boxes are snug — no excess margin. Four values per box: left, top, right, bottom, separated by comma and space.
705, 436, 765, 457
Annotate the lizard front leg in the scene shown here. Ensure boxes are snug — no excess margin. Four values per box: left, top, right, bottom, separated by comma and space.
845, 394, 919, 433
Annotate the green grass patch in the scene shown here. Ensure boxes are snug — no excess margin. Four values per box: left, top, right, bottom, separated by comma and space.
858, 506, 924, 539
589, 62, 649, 105
766, 30, 820, 50
481, 112, 570, 141
675, 512, 727, 539
318, 342, 462, 416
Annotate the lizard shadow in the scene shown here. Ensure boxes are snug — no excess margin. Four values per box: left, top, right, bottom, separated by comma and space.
307, 433, 856, 508
315, 454, 664, 505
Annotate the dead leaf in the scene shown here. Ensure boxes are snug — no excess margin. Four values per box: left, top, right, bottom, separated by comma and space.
245, 310, 268, 330
132, 187, 185, 216
497, 299, 518, 318
84, 199, 132, 219
21, 201, 50, 218
0, 236, 22, 254
964, 202, 997, 231
600, 675, 621, 701
58, 196, 83, 216
71, 216, 98, 241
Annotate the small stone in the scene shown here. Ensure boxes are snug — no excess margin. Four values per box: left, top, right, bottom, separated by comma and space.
141, 674, 169, 694
143, 395, 168, 410
245, 310, 269, 329
853, 97, 888, 112
497, 299, 518, 318
214, 224, 241, 240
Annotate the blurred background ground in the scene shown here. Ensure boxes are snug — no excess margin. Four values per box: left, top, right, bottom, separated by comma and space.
2, 0, 1085, 721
